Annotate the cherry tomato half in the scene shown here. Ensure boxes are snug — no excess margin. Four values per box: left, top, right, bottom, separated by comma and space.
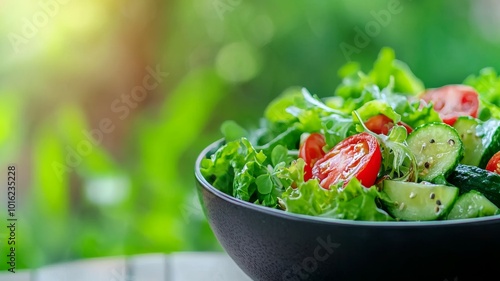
364, 114, 413, 135
299, 133, 326, 182
312, 133, 382, 189
486, 151, 500, 175
420, 85, 479, 126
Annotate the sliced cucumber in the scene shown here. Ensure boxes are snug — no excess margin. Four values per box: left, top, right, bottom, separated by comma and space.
447, 164, 500, 206
446, 190, 499, 220
452, 117, 500, 168
476, 119, 500, 168
381, 180, 459, 221
407, 122, 463, 182
453, 116, 483, 166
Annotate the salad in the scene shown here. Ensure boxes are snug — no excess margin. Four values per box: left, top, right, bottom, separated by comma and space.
200, 47, 500, 221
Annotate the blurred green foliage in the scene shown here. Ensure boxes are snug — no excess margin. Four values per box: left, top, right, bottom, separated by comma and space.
0, 0, 499, 270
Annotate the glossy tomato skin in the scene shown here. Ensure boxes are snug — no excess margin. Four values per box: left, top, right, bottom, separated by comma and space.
420, 85, 479, 126
311, 133, 382, 189
486, 151, 500, 175
364, 114, 413, 135
299, 133, 326, 182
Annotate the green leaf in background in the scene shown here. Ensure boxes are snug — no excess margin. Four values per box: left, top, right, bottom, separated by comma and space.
131, 68, 229, 254
56, 104, 121, 178
221, 120, 249, 142
33, 122, 69, 218
0, 93, 24, 167
31, 120, 70, 267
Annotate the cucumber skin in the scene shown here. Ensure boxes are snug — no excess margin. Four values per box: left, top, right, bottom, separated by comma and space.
446, 190, 499, 220
447, 164, 500, 207
478, 119, 500, 168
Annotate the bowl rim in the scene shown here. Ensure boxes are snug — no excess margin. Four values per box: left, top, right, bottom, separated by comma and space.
195, 138, 500, 227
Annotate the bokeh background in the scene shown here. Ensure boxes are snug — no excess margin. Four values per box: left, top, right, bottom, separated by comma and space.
1, 0, 499, 270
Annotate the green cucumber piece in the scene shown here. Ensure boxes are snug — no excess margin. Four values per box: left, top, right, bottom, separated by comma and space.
452, 117, 500, 168
446, 190, 499, 220
381, 180, 459, 221
476, 119, 500, 168
453, 116, 483, 166
447, 164, 500, 206
407, 123, 463, 182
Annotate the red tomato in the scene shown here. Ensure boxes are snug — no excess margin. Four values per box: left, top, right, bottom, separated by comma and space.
486, 151, 500, 175
364, 114, 413, 135
311, 133, 382, 189
299, 133, 326, 182
420, 85, 479, 126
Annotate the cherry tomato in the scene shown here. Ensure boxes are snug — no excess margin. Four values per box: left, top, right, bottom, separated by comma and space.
364, 114, 413, 135
311, 133, 382, 189
486, 151, 500, 175
420, 85, 479, 126
299, 133, 326, 182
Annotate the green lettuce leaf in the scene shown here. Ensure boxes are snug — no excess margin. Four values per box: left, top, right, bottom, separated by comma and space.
463, 67, 500, 121
257, 87, 355, 152
464, 67, 500, 106
281, 177, 393, 221
335, 47, 424, 100
363, 83, 441, 129
368, 47, 424, 95
355, 100, 401, 122
201, 138, 277, 206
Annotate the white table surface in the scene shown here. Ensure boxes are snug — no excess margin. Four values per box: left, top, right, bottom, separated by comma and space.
0, 252, 252, 281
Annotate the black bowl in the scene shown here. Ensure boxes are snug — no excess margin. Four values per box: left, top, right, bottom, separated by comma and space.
195, 139, 500, 281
